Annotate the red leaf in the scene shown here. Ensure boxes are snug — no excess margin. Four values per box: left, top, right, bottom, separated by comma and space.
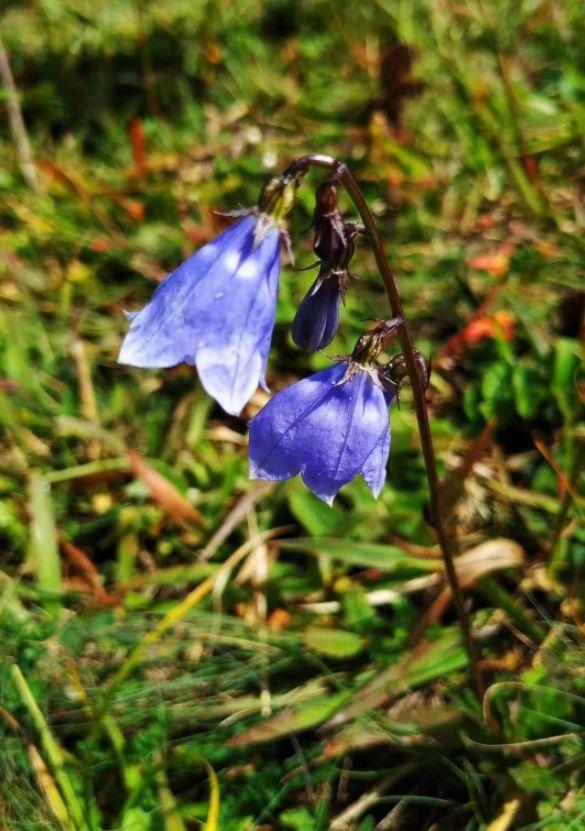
468, 243, 515, 277
522, 154, 539, 183
114, 196, 145, 221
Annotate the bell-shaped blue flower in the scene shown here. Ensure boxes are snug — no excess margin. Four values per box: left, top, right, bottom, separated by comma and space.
291, 270, 345, 353
248, 360, 395, 505
118, 214, 282, 416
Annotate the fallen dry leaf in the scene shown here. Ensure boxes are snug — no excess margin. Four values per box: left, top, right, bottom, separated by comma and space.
127, 448, 205, 528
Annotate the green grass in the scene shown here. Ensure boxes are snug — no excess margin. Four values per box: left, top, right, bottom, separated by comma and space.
0, 0, 584, 828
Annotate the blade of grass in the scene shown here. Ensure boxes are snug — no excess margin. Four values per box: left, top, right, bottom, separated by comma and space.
279, 537, 441, 572
11, 665, 89, 831
478, 577, 545, 643
44, 457, 129, 484
201, 758, 220, 831
0, 706, 76, 831
0, 32, 39, 190
28, 743, 76, 831
155, 753, 186, 831
91, 528, 280, 742
198, 481, 275, 561
28, 473, 62, 617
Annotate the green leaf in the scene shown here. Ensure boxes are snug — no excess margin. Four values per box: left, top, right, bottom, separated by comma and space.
513, 360, 545, 420
280, 808, 316, 831
279, 538, 439, 573
480, 361, 514, 421
304, 626, 363, 658
552, 338, 583, 420
120, 809, 152, 831
228, 692, 350, 746
341, 585, 380, 632
335, 628, 468, 723
288, 489, 344, 535
28, 473, 62, 617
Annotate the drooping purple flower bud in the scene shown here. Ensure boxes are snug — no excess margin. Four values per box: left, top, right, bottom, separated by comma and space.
118, 175, 298, 416
291, 268, 344, 353
248, 320, 401, 505
292, 181, 363, 353
291, 252, 352, 352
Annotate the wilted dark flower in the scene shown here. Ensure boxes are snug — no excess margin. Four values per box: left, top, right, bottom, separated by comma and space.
118, 176, 298, 416
312, 180, 347, 262
249, 319, 402, 505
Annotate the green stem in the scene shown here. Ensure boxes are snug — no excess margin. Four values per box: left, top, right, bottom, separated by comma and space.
550, 434, 584, 573
284, 154, 483, 699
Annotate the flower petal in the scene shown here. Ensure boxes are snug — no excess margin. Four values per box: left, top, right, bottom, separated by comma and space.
249, 363, 390, 504
360, 426, 390, 498
189, 227, 281, 415
292, 275, 341, 352
361, 386, 395, 496
118, 215, 259, 369
250, 363, 344, 482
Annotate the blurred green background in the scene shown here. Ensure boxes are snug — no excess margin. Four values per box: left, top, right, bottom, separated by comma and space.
0, 1, 584, 828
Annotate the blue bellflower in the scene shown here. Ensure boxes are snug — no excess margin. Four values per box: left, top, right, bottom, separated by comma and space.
249, 321, 402, 505
249, 361, 394, 505
118, 177, 298, 416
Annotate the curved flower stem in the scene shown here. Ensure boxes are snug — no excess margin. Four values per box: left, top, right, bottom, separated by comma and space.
284, 154, 483, 700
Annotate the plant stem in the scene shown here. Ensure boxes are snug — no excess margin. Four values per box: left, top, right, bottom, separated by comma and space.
284, 154, 483, 699
0, 32, 39, 191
